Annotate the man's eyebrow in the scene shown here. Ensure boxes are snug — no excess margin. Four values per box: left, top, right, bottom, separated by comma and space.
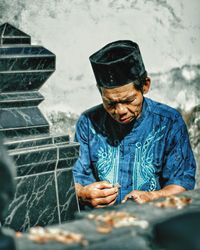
123, 94, 137, 101
103, 94, 136, 102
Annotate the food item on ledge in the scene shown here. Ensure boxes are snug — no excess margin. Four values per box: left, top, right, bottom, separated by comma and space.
26, 226, 88, 246
15, 231, 23, 238
88, 211, 149, 234
153, 195, 192, 209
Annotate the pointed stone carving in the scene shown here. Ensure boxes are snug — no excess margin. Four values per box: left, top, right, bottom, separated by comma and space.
0, 23, 31, 45
0, 23, 55, 137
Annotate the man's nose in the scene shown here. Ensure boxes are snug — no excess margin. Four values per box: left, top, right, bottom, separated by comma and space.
115, 103, 127, 115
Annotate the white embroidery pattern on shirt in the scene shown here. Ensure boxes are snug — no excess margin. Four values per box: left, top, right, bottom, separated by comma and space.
96, 145, 120, 185
132, 126, 166, 191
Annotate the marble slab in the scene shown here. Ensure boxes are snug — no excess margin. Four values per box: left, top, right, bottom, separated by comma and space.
5, 134, 70, 150
57, 157, 78, 171
0, 126, 50, 138
2, 139, 79, 231
15, 157, 77, 176
0, 107, 48, 129
0, 56, 55, 72
3, 167, 79, 232
57, 169, 79, 222
0, 46, 53, 56
0, 91, 44, 108
11, 145, 58, 170
16, 161, 57, 176
58, 143, 80, 160
0, 70, 55, 92
0, 46, 55, 92
0, 23, 31, 45
3, 171, 59, 232
1, 37, 31, 45
0, 106, 49, 137
9, 142, 79, 172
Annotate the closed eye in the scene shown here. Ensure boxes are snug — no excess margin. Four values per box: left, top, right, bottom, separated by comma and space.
106, 98, 135, 106
121, 98, 136, 104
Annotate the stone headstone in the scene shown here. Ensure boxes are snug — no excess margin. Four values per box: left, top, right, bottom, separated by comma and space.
0, 23, 79, 232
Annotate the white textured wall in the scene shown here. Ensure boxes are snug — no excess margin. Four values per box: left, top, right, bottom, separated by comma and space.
0, 0, 199, 114
0, 0, 199, 187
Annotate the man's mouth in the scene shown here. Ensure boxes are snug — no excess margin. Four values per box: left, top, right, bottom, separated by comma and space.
119, 117, 132, 123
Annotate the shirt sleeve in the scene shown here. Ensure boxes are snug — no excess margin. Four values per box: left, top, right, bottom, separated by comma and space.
161, 117, 196, 190
72, 114, 97, 186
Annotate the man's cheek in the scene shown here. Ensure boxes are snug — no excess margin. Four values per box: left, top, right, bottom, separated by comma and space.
131, 103, 142, 113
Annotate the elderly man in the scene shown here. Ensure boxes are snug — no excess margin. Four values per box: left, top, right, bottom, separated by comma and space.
73, 40, 196, 208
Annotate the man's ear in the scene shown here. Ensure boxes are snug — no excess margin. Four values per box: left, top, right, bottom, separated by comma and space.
143, 77, 151, 94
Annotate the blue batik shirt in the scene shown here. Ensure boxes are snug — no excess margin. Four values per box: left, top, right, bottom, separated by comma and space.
73, 98, 196, 203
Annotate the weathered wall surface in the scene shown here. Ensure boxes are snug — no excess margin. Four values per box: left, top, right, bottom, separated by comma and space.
0, 0, 199, 186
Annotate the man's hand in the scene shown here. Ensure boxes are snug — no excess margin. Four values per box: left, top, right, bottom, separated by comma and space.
122, 185, 186, 204
122, 190, 154, 204
75, 181, 119, 208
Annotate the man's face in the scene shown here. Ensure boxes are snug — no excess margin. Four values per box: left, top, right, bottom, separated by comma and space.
101, 80, 150, 124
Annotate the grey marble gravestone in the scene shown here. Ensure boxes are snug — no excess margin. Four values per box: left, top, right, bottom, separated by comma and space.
0, 23, 79, 232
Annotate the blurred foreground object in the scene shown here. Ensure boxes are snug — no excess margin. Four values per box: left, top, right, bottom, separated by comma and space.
0, 138, 15, 221
153, 211, 200, 250
0, 138, 16, 250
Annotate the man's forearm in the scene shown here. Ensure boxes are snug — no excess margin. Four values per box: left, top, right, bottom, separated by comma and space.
150, 184, 186, 200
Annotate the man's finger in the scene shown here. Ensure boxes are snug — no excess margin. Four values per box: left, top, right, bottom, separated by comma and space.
122, 194, 134, 203
95, 198, 117, 208
101, 187, 118, 197
89, 186, 118, 199
108, 198, 117, 206
95, 181, 113, 189
86, 187, 118, 199
93, 192, 118, 206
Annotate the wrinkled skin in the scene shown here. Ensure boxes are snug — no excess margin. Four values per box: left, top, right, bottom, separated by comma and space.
75, 181, 118, 208
101, 79, 150, 124
122, 185, 186, 204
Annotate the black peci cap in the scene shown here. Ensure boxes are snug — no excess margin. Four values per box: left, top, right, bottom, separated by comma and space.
89, 40, 147, 88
